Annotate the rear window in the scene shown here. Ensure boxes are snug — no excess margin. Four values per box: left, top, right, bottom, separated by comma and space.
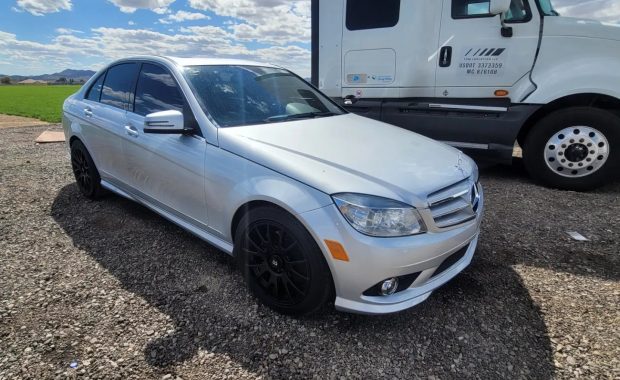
100, 63, 139, 110
85, 73, 105, 102
346, 0, 400, 31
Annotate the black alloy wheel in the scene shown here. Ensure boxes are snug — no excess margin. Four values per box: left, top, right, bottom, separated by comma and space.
70, 140, 102, 200
244, 221, 310, 306
235, 206, 333, 315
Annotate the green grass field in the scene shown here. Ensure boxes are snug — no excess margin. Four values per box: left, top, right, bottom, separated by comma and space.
0, 85, 81, 123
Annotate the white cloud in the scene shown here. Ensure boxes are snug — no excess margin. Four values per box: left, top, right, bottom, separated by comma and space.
555, 0, 620, 23
55, 28, 83, 35
128, 20, 136, 25
0, 26, 311, 76
14, 0, 72, 16
107, 0, 176, 14
0, 31, 74, 72
3, 0, 314, 76
188, 0, 311, 45
159, 10, 209, 24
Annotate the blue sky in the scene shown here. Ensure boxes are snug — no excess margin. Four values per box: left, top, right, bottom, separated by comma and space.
0, 0, 618, 77
0, 0, 311, 76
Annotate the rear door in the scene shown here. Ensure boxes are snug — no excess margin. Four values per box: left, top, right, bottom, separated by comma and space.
435, 0, 540, 98
80, 63, 138, 184
124, 62, 208, 227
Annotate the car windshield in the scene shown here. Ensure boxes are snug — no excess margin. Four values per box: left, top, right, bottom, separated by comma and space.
537, 0, 559, 16
183, 65, 345, 127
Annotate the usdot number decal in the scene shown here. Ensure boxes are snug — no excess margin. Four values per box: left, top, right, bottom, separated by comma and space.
458, 47, 507, 77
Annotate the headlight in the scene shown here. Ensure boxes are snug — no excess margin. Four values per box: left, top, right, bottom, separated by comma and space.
332, 193, 426, 237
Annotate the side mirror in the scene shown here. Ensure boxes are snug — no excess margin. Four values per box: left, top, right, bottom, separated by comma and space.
143, 110, 191, 134
490, 0, 514, 37
489, 0, 511, 15
343, 94, 359, 106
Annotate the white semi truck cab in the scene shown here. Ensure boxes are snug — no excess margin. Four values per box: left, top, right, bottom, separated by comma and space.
312, 0, 620, 190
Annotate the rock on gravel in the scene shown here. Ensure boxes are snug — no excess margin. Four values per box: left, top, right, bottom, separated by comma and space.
0, 125, 618, 379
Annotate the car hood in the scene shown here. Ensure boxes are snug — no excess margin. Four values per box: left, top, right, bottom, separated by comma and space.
218, 114, 474, 208
544, 16, 620, 41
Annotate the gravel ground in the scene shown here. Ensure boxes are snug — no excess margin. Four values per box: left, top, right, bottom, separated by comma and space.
1, 124, 618, 380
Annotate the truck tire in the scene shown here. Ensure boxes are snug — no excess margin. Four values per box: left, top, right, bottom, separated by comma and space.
523, 107, 620, 191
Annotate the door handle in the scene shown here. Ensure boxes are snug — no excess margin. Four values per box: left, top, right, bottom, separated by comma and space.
125, 125, 139, 138
439, 46, 452, 68
84, 107, 93, 117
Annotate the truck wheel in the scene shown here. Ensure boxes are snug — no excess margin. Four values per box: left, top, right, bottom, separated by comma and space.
523, 107, 620, 191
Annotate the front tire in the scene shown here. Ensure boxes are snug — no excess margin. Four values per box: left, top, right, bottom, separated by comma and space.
70, 140, 103, 200
523, 107, 620, 191
234, 206, 333, 316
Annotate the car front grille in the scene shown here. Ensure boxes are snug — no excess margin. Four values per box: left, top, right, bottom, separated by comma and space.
428, 178, 480, 229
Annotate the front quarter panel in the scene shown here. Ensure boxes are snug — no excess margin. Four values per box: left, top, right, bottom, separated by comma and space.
204, 145, 334, 243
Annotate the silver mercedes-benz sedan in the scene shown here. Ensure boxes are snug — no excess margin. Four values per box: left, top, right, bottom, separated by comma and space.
62, 56, 483, 315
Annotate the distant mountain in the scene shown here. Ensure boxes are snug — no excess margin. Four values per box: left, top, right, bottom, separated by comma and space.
0, 69, 96, 83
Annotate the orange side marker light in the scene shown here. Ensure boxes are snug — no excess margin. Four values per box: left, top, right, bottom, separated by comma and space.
495, 89, 509, 97
325, 240, 350, 262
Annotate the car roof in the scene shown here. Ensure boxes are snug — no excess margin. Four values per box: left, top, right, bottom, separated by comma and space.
115, 55, 278, 69
165, 56, 273, 68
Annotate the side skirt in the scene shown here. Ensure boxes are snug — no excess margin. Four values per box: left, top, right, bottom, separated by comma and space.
100, 179, 234, 255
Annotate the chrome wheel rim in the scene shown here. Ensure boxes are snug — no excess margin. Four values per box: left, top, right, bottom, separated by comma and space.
544, 126, 609, 178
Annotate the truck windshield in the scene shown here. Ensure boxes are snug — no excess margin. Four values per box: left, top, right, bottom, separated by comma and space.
537, 0, 559, 16
184, 65, 345, 127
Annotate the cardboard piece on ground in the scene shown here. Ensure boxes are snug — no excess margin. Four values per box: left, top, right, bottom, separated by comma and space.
35, 131, 66, 143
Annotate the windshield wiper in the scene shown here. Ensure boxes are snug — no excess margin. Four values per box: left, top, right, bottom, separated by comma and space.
265, 111, 337, 123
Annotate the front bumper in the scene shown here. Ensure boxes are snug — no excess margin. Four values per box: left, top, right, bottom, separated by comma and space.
299, 184, 484, 315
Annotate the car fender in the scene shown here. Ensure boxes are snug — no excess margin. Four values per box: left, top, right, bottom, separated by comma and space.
205, 147, 333, 243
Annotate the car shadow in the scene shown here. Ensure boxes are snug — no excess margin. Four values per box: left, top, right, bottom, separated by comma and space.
51, 184, 555, 378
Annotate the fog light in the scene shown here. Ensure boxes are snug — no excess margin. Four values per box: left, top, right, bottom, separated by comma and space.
380, 278, 399, 296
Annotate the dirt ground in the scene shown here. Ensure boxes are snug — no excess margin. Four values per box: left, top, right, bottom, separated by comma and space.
1, 124, 618, 379
0, 114, 48, 129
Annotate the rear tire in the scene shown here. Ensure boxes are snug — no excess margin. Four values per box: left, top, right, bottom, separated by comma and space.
523, 107, 620, 191
234, 206, 333, 316
70, 140, 103, 200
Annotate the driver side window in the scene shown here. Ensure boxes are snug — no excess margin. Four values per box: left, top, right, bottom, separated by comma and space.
133, 63, 185, 116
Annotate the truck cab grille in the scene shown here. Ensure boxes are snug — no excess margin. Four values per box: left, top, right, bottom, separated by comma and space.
428, 178, 480, 228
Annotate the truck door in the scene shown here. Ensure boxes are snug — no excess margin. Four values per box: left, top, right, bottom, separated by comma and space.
436, 0, 540, 99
